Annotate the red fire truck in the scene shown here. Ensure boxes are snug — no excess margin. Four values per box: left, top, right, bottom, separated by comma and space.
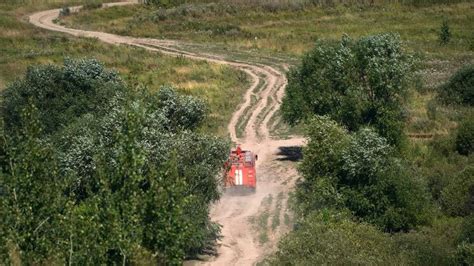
225, 146, 257, 193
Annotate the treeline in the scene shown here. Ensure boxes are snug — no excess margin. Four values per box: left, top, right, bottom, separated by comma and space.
266, 33, 474, 264
0, 59, 229, 264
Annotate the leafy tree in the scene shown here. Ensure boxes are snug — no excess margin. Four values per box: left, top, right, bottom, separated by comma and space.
0, 104, 68, 264
294, 116, 348, 216
1, 58, 125, 135
55, 87, 228, 263
0, 60, 228, 264
438, 64, 474, 106
295, 116, 431, 232
281, 33, 413, 147
340, 128, 432, 232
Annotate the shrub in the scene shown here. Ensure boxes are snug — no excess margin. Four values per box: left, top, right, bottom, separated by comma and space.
59, 7, 70, 17
441, 166, 474, 217
297, 117, 432, 232
266, 211, 406, 265
456, 116, 474, 156
281, 33, 414, 147
294, 116, 348, 217
439, 20, 451, 45
340, 128, 432, 232
1, 58, 125, 135
455, 242, 474, 265
438, 64, 474, 106
394, 217, 464, 265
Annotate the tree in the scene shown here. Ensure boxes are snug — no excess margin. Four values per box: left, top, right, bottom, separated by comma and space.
281, 33, 413, 147
438, 64, 474, 106
0, 59, 229, 264
0, 105, 68, 264
295, 116, 431, 232
294, 116, 348, 217
1, 58, 125, 135
339, 128, 432, 232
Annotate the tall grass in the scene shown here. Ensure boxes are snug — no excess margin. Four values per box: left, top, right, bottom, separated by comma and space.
141, 0, 471, 9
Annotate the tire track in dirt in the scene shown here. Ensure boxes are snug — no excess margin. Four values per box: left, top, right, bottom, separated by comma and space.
29, 2, 305, 265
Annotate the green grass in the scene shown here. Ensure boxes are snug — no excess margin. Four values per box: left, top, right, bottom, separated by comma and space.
60, 1, 473, 137
249, 194, 274, 245
0, 0, 248, 136
271, 192, 284, 231
62, 2, 473, 58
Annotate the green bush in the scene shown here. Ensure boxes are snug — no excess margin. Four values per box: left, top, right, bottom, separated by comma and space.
455, 242, 474, 265
438, 64, 474, 106
394, 217, 464, 265
441, 166, 474, 217
1, 58, 125, 135
266, 211, 406, 265
296, 116, 432, 232
439, 20, 451, 45
59, 6, 71, 16
281, 33, 414, 147
340, 128, 432, 232
456, 116, 474, 156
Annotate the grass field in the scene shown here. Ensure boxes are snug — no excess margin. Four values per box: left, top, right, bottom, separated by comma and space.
60, 1, 473, 136
62, 2, 473, 58
0, 0, 248, 136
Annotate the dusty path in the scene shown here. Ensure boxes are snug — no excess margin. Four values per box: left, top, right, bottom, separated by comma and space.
29, 2, 305, 264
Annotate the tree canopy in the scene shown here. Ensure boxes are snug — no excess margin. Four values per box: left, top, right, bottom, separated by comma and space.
281, 33, 414, 147
0, 59, 228, 264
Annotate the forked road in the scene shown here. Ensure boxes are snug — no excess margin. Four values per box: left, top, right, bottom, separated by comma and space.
29, 2, 305, 264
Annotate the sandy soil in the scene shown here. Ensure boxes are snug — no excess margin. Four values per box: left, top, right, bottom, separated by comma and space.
29, 2, 305, 264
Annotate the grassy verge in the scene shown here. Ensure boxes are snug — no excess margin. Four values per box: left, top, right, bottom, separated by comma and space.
0, 0, 248, 136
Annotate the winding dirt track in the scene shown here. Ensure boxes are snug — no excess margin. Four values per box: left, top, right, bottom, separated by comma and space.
29, 2, 304, 264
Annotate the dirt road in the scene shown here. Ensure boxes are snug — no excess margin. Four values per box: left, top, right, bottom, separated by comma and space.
29, 2, 305, 264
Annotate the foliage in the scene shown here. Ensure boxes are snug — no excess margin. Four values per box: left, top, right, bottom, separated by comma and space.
265, 210, 406, 265
294, 116, 348, 216
455, 242, 474, 265
441, 166, 474, 217
0, 60, 228, 264
295, 116, 431, 232
142, 0, 189, 8
438, 64, 474, 106
394, 217, 464, 265
342, 128, 432, 232
0, 105, 67, 264
60, 6, 71, 16
1, 58, 125, 136
456, 116, 474, 156
281, 33, 413, 147
439, 20, 451, 45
